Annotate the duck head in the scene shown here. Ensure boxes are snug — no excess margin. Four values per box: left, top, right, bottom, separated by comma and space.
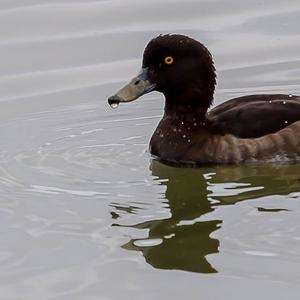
108, 34, 216, 118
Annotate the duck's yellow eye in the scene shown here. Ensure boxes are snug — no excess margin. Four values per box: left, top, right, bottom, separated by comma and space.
164, 56, 174, 65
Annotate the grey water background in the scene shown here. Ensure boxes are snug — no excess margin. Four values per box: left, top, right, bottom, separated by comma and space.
1, 0, 300, 299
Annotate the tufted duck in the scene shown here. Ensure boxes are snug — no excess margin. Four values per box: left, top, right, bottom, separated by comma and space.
108, 34, 300, 166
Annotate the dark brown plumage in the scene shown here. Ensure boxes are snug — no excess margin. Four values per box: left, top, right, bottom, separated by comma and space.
108, 34, 300, 166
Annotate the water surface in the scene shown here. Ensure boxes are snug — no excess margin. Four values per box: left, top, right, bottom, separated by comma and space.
1, 0, 300, 299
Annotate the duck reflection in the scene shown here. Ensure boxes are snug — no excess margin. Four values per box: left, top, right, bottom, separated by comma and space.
113, 161, 300, 274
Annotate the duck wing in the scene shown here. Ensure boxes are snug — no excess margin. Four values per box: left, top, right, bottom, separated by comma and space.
208, 94, 300, 138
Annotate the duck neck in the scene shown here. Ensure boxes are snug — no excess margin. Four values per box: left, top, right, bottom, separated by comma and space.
163, 92, 212, 123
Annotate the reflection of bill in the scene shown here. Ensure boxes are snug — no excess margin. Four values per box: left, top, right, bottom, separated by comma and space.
113, 161, 300, 274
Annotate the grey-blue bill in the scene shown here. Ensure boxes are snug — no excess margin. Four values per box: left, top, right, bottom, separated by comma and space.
108, 67, 156, 108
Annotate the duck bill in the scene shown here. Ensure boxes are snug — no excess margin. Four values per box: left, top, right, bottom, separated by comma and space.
108, 67, 156, 107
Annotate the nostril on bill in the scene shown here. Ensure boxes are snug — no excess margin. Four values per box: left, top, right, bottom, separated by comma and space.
134, 79, 141, 85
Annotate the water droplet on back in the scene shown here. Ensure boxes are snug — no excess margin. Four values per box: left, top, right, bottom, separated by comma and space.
289, 94, 293, 98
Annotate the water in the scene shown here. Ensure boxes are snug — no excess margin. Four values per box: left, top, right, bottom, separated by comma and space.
109, 102, 119, 109
1, 0, 300, 299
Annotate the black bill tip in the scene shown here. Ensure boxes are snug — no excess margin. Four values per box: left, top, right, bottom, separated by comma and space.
108, 95, 123, 109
